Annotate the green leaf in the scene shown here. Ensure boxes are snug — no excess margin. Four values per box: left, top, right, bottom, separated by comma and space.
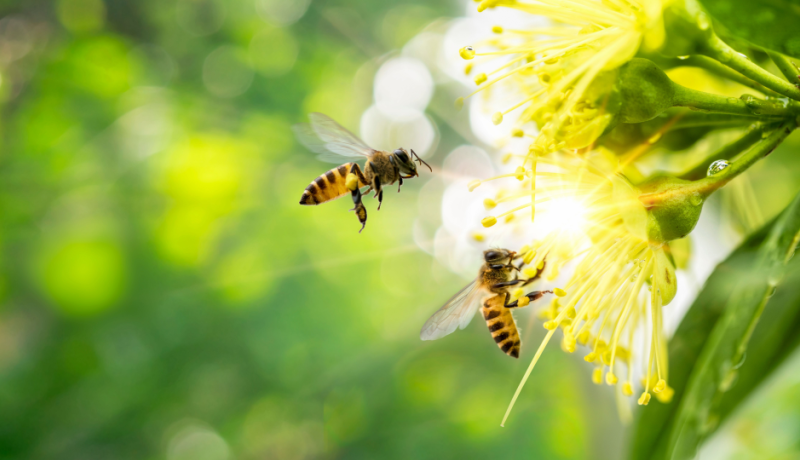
629, 190, 800, 460
698, 0, 800, 58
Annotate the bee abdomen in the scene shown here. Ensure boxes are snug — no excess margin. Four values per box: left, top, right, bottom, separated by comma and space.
482, 294, 521, 358
300, 163, 356, 205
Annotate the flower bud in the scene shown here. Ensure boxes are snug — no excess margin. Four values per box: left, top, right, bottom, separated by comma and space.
617, 58, 675, 123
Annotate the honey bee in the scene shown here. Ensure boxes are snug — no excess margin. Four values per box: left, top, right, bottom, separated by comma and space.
420, 249, 551, 358
295, 113, 431, 232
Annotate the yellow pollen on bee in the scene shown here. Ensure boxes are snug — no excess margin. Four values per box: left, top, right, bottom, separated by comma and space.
345, 173, 359, 191
483, 198, 497, 209
516, 295, 530, 307
481, 216, 497, 227
468, 179, 481, 191
606, 373, 618, 385
474, 73, 487, 85
638, 392, 651, 405
592, 368, 603, 385
492, 112, 503, 125
512, 288, 524, 299
554, 287, 567, 297
623, 383, 634, 396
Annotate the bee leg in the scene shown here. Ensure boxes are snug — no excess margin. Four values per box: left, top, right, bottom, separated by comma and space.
397, 177, 403, 193
521, 260, 546, 286
349, 186, 367, 233
373, 177, 383, 210
506, 290, 553, 308
491, 279, 525, 290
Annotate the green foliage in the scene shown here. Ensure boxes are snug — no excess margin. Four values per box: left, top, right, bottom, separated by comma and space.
699, 0, 800, 58
631, 189, 800, 460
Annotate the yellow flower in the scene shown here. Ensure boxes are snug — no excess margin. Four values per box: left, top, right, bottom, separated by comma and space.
460, 0, 665, 152
478, 149, 678, 426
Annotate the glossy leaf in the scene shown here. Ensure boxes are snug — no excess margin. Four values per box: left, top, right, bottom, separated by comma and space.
699, 0, 800, 58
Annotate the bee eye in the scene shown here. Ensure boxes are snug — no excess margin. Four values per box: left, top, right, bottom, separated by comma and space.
394, 149, 409, 162
485, 250, 501, 261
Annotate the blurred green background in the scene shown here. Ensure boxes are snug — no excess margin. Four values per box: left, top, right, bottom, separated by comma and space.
0, 0, 622, 459
2, 1, 800, 459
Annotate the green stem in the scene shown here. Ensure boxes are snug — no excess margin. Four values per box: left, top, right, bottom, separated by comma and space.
767, 50, 800, 84
671, 83, 800, 117
701, 34, 800, 101
656, 54, 783, 98
670, 113, 776, 130
678, 123, 774, 181
641, 120, 797, 207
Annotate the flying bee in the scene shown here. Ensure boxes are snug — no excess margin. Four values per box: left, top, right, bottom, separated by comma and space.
294, 113, 431, 232
420, 249, 551, 358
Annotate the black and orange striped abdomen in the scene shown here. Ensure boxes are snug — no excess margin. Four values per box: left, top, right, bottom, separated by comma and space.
299, 163, 365, 205
482, 294, 521, 358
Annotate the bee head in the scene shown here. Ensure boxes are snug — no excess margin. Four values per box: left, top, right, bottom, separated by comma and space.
393, 148, 431, 177
484, 248, 512, 264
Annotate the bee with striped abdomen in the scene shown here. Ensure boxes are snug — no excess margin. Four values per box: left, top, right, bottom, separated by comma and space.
420, 249, 551, 358
295, 113, 431, 232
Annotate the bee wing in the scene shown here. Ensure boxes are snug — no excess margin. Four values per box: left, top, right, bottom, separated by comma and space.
293, 113, 375, 163
420, 281, 483, 341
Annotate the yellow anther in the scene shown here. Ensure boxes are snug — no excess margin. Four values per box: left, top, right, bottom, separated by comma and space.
512, 288, 524, 299
471, 232, 485, 242
516, 295, 530, 307
547, 267, 559, 281
514, 166, 525, 181
638, 392, 651, 405
606, 373, 618, 385
464, 63, 473, 75
553, 288, 567, 297
459, 46, 475, 60
592, 368, 603, 385
519, 244, 531, 255
523, 267, 538, 278
566, 307, 577, 319
524, 250, 536, 264
584, 352, 597, 362
647, 132, 662, 144
543, 320, 557, 330
656, 385, 674, 403
562, 335, 576, 353
492, 25, 503, 33
345, 173, 359, 191
501, 153, 513, 164
601, 350, 612, 365
595, 339, 608, 352
654, 379, 666, 393
474, 73, 487, 85
622, 382, 633, 396
536, 259, 544, 270
481, 216, 497, 228
511, 128, 524, 137
468, 179, 481, 191
504, 214, 514, 223
492, 112, 503, 125
577, 330, 591, 345
455, 97, 465, 111
483, 198, 497, 209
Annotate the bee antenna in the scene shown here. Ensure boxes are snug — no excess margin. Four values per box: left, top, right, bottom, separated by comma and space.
410, 149, 432, 172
